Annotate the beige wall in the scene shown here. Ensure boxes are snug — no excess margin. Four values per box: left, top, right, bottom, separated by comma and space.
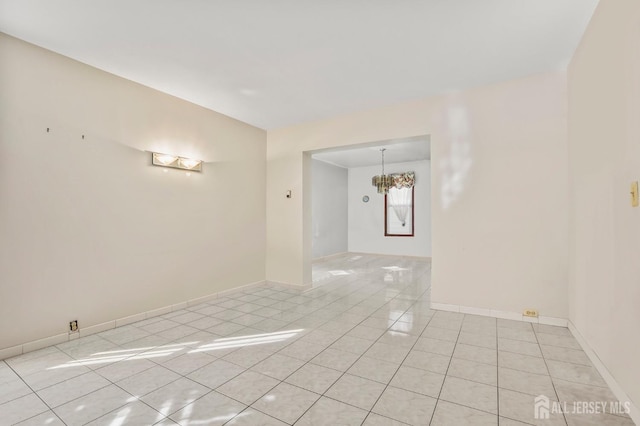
267, 72, 570, 320
568, 0, 640, 409
0, 34, 267, 350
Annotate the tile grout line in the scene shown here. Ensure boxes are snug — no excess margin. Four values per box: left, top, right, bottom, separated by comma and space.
53, 341, 188, 424
3, 359, 69, 426
532, 323, 569, 426
358, 286, 436, 425
93, 380, 168, 425
426, 311, 464, 426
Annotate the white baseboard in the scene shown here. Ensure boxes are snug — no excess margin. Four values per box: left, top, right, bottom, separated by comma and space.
0, 279, 269, 361
218, 280, 268, 297
266, 280, 312, 291
311, 251, 430, 262
568, 321, 639, 425
311, 251, 349, 261
430, 302, 568, 326
348, 251, 432, 260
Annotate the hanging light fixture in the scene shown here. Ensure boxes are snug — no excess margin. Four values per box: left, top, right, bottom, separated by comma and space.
372, 148, 393, 194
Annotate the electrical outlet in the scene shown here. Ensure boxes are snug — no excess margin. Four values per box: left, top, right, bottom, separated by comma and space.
523, 309, 539, 318
69, 320, 79, 332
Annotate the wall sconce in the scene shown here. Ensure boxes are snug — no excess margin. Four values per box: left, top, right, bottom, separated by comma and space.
152, 152, 203, 172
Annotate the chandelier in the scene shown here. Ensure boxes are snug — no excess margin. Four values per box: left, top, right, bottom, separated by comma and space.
371, 148, 393, 194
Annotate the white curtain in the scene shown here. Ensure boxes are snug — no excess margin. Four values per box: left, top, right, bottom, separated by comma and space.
388, 187, 412, 226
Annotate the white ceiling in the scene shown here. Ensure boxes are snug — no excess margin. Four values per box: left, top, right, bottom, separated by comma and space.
312, 136, 430, 169
0, 0, 598, 130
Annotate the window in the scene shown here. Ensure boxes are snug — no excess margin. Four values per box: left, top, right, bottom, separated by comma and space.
385, 186, 414, 236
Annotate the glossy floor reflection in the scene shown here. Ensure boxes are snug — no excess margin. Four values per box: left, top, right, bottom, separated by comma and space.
0, 254, 634, 425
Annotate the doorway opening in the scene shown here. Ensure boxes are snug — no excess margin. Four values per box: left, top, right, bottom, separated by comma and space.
306, 135, 431, 286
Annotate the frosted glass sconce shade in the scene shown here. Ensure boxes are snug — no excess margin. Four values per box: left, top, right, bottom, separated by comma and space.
179, 158, 202, 170
152, 152, 202, 172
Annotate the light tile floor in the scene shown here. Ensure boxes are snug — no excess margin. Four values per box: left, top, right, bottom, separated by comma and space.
0, 254, 635, 425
